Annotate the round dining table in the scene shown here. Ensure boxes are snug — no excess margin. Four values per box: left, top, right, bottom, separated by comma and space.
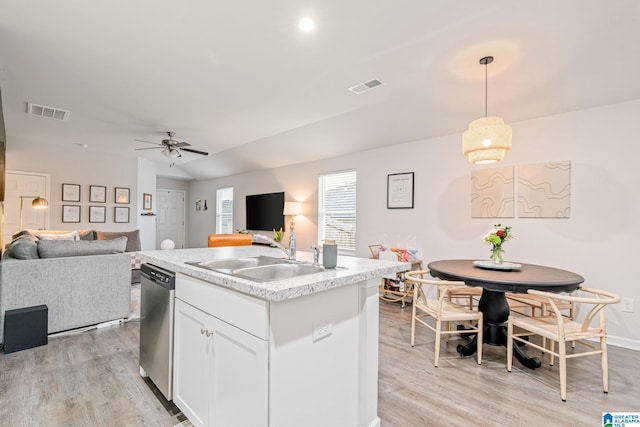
427, 259, 584, 369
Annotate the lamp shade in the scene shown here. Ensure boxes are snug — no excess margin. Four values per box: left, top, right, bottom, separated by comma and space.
462, 116, 512, 164
162, 147, 181, 159
31, 197, 49, 209
283, 201, 303, 216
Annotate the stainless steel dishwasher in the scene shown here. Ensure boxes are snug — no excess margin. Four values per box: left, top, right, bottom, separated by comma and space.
139, 263, 175, 400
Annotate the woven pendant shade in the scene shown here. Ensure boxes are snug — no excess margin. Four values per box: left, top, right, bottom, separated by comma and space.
462, 56, 512, 164
462, 116, 512, 164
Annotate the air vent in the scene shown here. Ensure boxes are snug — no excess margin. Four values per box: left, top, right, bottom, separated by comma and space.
27, 103, 70, 121
348, 79, 384, 94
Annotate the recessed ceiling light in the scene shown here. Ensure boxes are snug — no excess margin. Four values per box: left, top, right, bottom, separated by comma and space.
298, 17, 316, 32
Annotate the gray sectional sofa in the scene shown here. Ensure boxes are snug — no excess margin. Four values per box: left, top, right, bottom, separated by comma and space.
0, 229, 141, 344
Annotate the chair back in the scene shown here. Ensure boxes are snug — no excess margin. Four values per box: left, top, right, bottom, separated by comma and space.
207, 233, 253, 247
404, 270, 467, 314
527, 287, 620, 338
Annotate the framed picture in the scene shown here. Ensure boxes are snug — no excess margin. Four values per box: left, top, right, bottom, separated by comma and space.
143, 193, 152, 210
387, 172, 414, 209
114, 187, 130, 204
62, 205, 81, 223
89, 206, 106, 223
62, 183, 81, 202
114, 206, 130, 223
89, 185, 107, 203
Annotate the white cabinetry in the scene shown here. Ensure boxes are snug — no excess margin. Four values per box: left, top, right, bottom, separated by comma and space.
173, 281, 268, 427
172, 271, 380, 427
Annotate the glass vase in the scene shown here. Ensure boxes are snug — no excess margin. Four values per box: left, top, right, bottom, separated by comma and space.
491, 245, 504, 264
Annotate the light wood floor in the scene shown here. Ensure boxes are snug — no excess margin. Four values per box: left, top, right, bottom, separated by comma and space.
377, 300, 639, 427
0, 299, 638, 426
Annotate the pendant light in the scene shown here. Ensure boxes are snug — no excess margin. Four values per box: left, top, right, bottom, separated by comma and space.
462, 56, 512, 164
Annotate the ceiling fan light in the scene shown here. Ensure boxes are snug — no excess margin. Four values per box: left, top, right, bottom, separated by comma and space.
161, 147, 181, 159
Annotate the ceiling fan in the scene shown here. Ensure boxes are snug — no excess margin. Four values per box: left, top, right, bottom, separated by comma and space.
135, 131, 208, 166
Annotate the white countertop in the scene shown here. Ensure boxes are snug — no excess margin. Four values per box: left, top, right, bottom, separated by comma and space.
137, 246, 411, 302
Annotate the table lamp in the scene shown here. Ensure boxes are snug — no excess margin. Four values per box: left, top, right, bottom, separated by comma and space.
283, 201, 303, 259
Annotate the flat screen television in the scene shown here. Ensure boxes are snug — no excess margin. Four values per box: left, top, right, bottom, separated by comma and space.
246, 191, 285, 231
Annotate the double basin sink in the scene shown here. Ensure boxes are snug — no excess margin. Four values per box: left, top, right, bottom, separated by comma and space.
187, 256, 327, 282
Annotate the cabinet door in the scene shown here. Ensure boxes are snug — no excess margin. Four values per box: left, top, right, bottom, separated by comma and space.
173, 299, 212, 427
209, 315, 268, 427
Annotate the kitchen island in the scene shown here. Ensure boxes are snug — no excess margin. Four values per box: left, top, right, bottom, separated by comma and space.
138, 246, 409, 427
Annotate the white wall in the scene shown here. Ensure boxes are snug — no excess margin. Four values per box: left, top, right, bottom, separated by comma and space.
190, 99, 640, 348
6, 138, 139, 232
137, 158, 157, 250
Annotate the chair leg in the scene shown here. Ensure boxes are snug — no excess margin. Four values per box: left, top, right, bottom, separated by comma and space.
444, 321, 449, 343
601, 336, 609, 393
410, 303, 417, 347
434, 320, 442, 367
476, 315, 483, 365
559, 341, 567, 401
506, 317, 513, 372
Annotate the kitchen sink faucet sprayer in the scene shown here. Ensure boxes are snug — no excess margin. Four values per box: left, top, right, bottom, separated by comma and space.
252, 234, 295, 260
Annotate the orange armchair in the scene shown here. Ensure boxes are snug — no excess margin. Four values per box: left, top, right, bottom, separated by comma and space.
207, 233, 253, 247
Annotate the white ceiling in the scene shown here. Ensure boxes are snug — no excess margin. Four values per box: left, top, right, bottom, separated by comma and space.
2, 1, 639, 180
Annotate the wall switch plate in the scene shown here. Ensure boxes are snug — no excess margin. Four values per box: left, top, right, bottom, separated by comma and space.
312, 322, 333, 342
621, 297, 634, 313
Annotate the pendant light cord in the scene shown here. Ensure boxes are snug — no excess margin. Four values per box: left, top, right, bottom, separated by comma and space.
484, 60, 488, 117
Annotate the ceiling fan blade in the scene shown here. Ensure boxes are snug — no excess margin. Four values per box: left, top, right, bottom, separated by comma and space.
135, 147, 163, 151
135, 139, 162, 145
181, 147, 209, 156
174, 141, 191, 148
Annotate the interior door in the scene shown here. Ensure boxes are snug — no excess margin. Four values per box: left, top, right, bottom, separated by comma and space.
156, 189, 185, 249
3, 171, 50, 244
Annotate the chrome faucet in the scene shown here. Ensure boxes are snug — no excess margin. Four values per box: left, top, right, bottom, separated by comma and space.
252, 234, 295, 260
288, 228, 296, 260
310, 245, 320, 265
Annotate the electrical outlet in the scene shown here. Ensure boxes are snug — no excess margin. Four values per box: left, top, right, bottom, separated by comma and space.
312, 322, 333, 342
621, 297, 634, 313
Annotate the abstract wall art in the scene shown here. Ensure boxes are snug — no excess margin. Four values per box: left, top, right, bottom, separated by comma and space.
518, 161, 571, 218
471, 166, 515, 218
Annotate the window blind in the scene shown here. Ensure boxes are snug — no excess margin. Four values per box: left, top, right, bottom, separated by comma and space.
318, 170, 356, 252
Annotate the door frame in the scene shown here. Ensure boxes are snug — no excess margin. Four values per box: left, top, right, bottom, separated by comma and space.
156, 188, 186, 249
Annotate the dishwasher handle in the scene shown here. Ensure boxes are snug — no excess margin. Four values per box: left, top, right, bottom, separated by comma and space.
141, 263, 175, 290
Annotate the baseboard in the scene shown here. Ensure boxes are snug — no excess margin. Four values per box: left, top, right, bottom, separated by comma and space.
607, 335, 640, 352
365, 416, 381, 427
97, 319, 124, 329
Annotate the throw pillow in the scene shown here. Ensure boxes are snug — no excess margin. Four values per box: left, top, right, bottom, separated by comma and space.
11, 229, 35, 240
6, 234, 39, 259
35, 230, 80, 241
95, 230, 141, 252
37, 236, 127, 258
78, 229, 96, 240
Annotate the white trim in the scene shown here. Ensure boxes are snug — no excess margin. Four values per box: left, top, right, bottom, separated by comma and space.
605, 335, 640, 352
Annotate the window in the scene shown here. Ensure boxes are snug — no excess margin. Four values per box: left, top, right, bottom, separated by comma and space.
216, 187, 234, 234
318, 170, 357, 253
